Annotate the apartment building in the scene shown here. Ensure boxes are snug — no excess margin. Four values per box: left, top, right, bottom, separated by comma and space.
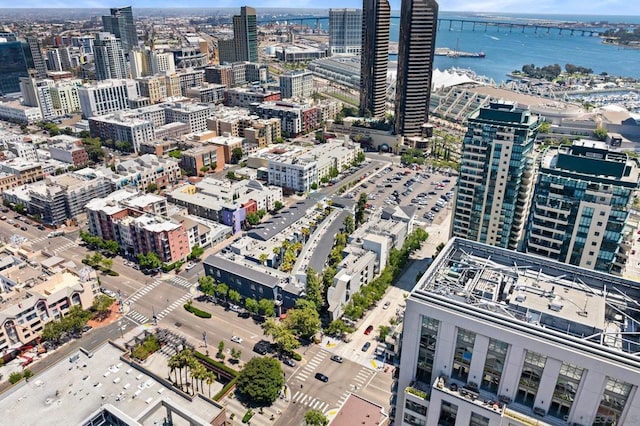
48, 135, 89, 167
179, 144, 225, 176
395, 237, 640, 426
136, 75, 167, 104
253, 101, 319, 136
279, 70, 313, 100
223, 87, 281, 108
452, 103, 541, 250
0, 158, 44, 184
186, 84, 225, 104
88, 112, 155, 153
524, 140, 639, 275
0, 268, 97, 357
106, 154, 181, 191
78, 79, 139, 118
161, 102, 212, 133
329, 8, 362, 55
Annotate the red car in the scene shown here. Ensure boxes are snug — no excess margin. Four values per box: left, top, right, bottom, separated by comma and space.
364, 325, 374, 335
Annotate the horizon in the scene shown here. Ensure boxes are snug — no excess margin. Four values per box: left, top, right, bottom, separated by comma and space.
1, 1, 637, 17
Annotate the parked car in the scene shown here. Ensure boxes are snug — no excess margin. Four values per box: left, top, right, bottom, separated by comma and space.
231, 335, 243, 344
361, 342, 371, 352
185, 262, 197, 271
383, 301, 391, 309
315, 373, 329, 382
364, 325, 374, 335
330, 355, 344, 363
282, 358, 296, 367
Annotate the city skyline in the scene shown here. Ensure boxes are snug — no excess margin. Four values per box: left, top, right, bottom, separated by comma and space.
3, 1, 636, 16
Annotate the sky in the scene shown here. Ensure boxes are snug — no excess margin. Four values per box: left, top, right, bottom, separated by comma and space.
4, 0, 637, 15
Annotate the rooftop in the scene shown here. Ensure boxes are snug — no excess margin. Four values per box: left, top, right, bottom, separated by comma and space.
414, 238, 640, 360
0, 343, 222, 426
248, 199, 316, 241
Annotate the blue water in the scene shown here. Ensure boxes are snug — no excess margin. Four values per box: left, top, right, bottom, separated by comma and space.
303, 12, 640, 82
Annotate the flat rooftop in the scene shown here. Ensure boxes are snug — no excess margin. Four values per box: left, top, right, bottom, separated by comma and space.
0, 343, 221, 426
414, 238, 640, 357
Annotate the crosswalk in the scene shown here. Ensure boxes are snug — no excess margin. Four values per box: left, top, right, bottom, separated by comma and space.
167, 276, 194, 289
29, 236, 48, 245
156, 294, 191, 320
336, 368, 374, 407
51, 241, 77, 255
126, 281, 161, 303
291, 390, 329, 412
127, 310, 150, 325
292, 348, 329, 383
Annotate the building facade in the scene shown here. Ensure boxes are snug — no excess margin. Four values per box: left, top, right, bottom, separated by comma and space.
279, 70, 313, 100
360, 0, 390, 118
102, 6, 138, 52
394, 0, 438, 136
78, 79, 139, 118
452, 103, 540, 250
524, 140, 638, 275
0, 38, 30, 95
329, 9, 363, 55
93, 33, 129, 81
395, 237, 640, 426
218, 6, 257, 64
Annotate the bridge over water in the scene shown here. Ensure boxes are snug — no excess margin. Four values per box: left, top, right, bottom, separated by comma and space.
255, 17, 602, 37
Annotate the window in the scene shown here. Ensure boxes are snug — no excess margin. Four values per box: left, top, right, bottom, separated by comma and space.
593, 378, 633, 426
470, 412, 490, 426
549, 362, 584, 420
452, 328, 476, 382
516, 351, 547, 408
416, 316, 439, 386
438, 401, 458, 426
481, 338, 509, 394
405, 399, 427, 416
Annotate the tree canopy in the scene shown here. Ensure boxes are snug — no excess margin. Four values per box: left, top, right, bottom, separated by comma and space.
304, 409, 329, 426
138, 252, 162, 270
236, 357, 285, 406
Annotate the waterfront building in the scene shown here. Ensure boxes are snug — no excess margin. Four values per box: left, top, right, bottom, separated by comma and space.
452, 102, 540, 250
395, 237, 640, 426
524, 140, 638, 275
360, 0, 390, 118
218, 6, 258, 64
93, 33, 129, 81
329, 9, 362, 56
102, 6, 138, 52
279, 70, 313, 100
394, 0, 438, 136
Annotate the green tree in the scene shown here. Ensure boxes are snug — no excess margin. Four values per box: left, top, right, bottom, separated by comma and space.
103, 240, 120, 256
236, 357, 285, 406
217, 341, 225, 359
305, 268, 323, 309
231, 147, 243, 164
539, 121, 551, 133
215, 282, 229, 300
310, 182, 318, 190
226, 171, 237, 181
92, 294, 114, 317
245, 297, 259, 314
273, 201, 284, 211
259, 253, 268, 265
378, 325, 391, 342
355, 193, 368, 226
262, 318, 300, 354
198, 275, 216, 296
304, 409, 329, 426
325, 319, 353, 337
146, 183, 158, 193
343, 214, 355, 235
246, 212, 260, 226
228, 289, 242, 305
101, 257, 113, 272
14, 203, 26, 214
23, 369, 34, 381
258, 298, 275, 317
328, 167, 339, 178
9, 372, 23, 384
138, 252, 161, 270
284, 301, 321, 340
593, 127, 608, 141
188, 245, 204, 260
168, 150, 182, 159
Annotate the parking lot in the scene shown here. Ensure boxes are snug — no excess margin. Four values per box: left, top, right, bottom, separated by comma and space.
351, 164, 457, 225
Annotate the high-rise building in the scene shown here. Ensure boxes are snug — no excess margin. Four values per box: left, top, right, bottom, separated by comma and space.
218, 6, 257, 64
279, 70, 313, 99
129, 48, 151, 78
150, 51, 175, 74
19, 77, 56, 119
0, 37, 30, 95
93, 32, 129, 81
451, 103, 540, 250
26, 37, 48, 79
359, 0, 390, 118
524, 140, 638, 274
47, 47, 73, 72
395, 237, 640, 426
394, 0, 438, 136
102, 6, 138, 52
329, 9, 362, 56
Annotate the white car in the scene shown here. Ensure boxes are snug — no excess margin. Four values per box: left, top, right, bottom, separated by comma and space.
185, 262, 197, 271
231, 336, 243, 344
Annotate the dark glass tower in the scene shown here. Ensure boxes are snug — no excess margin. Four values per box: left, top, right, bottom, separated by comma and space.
359, 0, 390, 119
394, 0, 438, 136
102, 6, 138, 52
0, 38, 30, 95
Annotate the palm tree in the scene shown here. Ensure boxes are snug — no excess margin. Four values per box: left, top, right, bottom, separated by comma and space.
168, 353, 181, 385
205, 371, 217, 399
259, 253, 268, 265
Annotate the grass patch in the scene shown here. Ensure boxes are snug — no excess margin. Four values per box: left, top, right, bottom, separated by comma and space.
184, 303, 212, 318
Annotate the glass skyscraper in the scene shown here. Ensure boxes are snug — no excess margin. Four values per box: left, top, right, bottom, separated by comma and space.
218, 6, 257, 64
524, 140, 638, 274
329, 8, 362, 56
102, 6, 138, 53
359, 0, 390, 118
0, 38, 30, 95
451, 102, 541, 250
